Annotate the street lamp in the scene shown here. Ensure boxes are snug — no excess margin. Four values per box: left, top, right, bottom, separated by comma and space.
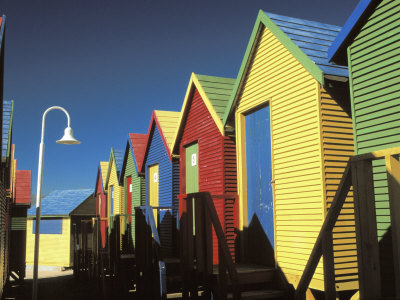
32, 106, 80, 300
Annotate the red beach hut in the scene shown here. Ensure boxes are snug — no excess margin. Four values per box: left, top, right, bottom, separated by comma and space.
172, 73, 237, 263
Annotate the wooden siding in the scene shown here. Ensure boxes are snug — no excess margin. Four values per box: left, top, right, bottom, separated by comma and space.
177, 88, 237, 263
95, 163, 108, 248
123, 147, 145, 246
14, 170, 31, 205
107, 158, 123, 216
348, 0, 400, 155
26, 218, 71, 267
347, 0, 400, 293
320, 87, 358, 289
234, 24, 356, 291
144, 124, 179, 255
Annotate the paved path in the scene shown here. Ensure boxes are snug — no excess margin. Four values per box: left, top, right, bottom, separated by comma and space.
4, 269, 101, 300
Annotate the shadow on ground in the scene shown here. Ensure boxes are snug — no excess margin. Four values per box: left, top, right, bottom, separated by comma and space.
3, 273, 101, 300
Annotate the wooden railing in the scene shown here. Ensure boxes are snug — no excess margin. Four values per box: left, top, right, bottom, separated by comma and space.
135, 206, 172, 300
296, 146, 400, 300
180, 192, 239, 299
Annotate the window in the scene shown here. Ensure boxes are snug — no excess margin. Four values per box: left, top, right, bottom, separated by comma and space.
32, 219, 63, 234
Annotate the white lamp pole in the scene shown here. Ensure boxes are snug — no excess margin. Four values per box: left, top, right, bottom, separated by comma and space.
32, 106, 81, 300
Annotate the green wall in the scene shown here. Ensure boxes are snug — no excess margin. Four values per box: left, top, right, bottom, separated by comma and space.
124, 149, 145, 246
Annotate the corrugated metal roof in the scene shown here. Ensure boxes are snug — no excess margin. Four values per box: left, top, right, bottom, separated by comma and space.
2, 100, 13, 158
129, 133, 147, 173
154, 110, 180, 153
195, 74, 236, 122
265, 12, 348, 77
28, 189, 93, 216
328, 0, 379, 65
113, 148, 124, 178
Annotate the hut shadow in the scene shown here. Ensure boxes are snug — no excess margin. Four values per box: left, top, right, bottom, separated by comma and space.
241, 214, 275, 266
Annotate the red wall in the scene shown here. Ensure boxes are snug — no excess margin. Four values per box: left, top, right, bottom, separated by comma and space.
15, 170, 31, 205
178, 88, 237, 263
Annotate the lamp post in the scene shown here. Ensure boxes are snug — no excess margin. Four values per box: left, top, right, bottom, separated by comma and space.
32, 106, 80, 300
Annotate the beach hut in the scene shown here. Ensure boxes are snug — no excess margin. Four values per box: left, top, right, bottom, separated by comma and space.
104, 148, 124, 229
95, 161, 109, 248
142, 110, 180, 256
328, 0, 400, 297
26, 189, 93, 268
222, 11, 357, 293
172, 73, 237, 264
9, 169, 31, 282
119, 133, 147, 248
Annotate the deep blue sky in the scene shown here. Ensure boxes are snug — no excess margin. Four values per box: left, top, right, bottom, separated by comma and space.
1, 0, 358, 196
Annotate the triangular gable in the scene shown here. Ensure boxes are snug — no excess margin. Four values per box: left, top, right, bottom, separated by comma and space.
143, 110, 180, 163
172, 73, 235, 154
105, 148, 124, 188
328, 0, 380, 65
119, 133, 147, 184
130, 133, 147, 173
223, 10, 348, 126
95, 161, 108, 195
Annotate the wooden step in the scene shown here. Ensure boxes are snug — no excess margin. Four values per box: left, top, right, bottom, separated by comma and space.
213, 264, 276, 285
227, 289, 286, 300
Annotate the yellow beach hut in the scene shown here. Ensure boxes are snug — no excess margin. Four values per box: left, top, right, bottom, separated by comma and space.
26, 189, 93, 268
223, 11, 357, 294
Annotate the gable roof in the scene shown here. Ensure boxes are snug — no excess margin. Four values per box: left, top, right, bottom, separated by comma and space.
15, 170, 31, 206
95, 161, 108, 194
2, 100, 13, 161
28, 189, 93, 216
129, 133, 147, 173
328, 0, 381, 65
119, 133, 147, 183
143, 110, 180, 162
223, 10, 348, 126
105, 148, 124, 187
0, 16, 5, 56
172, 73, 235, 154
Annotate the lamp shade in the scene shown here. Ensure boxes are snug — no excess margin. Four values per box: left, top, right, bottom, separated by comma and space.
56, 127, 81, 145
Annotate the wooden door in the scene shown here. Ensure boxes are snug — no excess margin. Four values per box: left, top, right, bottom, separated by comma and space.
185, 143, 199, 193
148, 164, 159, 225
245, 106, 274, 263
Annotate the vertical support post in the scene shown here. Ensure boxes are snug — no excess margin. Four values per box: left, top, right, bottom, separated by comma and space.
204, 207, 213, 298
385, 155, 400, 298
187, 196, 194, 298
322, 230, 336, 299
352, 159, 381, 299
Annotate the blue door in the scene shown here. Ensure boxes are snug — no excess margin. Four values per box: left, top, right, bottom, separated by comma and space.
245, 106, 274, 249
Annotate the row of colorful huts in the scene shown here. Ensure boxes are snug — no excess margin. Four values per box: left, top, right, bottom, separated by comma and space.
91, 1, 399, 298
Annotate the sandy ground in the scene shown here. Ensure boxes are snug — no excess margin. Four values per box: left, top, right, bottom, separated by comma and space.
3, 269, 101, 300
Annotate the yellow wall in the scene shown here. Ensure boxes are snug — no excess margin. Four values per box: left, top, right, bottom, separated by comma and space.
26, 218, 71, 267
234, 25, 356, 291
107, 159, 123, 216
319, 87, 358, 290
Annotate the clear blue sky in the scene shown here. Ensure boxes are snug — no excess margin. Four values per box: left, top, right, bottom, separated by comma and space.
1, 0, 358, 196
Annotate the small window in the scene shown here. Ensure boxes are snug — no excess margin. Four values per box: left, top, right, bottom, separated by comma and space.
129, 184, 132, 193
32, 219, 63, 234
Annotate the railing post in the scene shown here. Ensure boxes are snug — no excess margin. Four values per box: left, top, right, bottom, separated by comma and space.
351, 159, 381, 299
385, 154, 400, 298
322, 230, 335, 299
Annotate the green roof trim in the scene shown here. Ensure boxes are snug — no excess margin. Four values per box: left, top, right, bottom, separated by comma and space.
222, 10, 324, 126
195, 74, 235, 122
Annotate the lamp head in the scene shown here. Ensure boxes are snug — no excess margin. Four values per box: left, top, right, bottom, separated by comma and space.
56, 127, 81, 145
